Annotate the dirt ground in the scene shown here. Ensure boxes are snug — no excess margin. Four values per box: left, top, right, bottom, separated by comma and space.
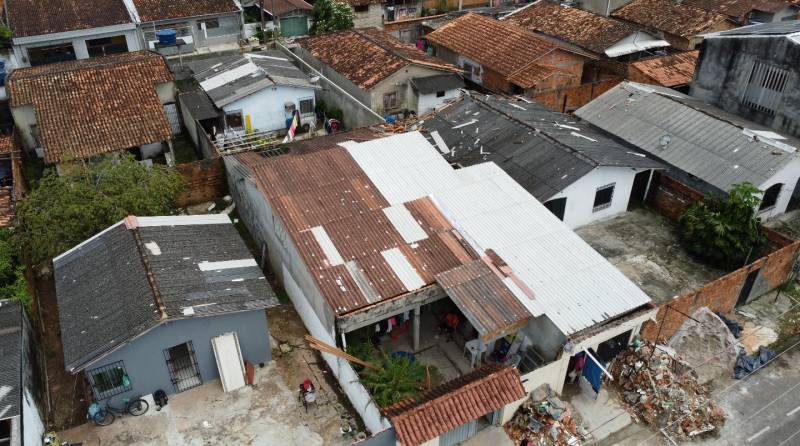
575, 208, 726, 304
57, 305, 361, 446
34, 273, 90, 431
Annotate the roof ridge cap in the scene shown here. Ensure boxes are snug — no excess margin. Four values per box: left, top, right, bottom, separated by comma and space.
128, 221, 168, 320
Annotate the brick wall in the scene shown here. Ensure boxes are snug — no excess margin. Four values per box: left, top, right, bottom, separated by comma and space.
528, 77, 620, 112
640, 174, 800, 341
175, 158, 228, 207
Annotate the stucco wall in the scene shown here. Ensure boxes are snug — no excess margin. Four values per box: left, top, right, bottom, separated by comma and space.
416, 88, 461, 114
84, 310, 270, 406
12, 26, 141, 68
354, 4, 385, 29
691, 35, 800, 138
222, 85, 315, 133
368, 65, 455, 115
546, 166, 647, 229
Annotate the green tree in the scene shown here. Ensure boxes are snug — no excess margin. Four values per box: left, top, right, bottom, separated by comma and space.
16, 155, 185, 266
679, 182, 766, 269
310, 0, 355, 35
362, 354, 425, 408
0, 228, 32, 312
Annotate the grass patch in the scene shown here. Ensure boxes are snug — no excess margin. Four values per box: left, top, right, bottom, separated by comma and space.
172, 134, 200, 164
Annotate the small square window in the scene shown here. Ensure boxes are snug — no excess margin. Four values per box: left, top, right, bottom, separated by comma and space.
198, 19, 220, 29
593, 183, 615, 212
354, 4, 369, 12
299, 98, 314, 114
436, 91, 445, 98
225, 111, 244, 129
88, 361, 131, 399
383, 91, 398, 110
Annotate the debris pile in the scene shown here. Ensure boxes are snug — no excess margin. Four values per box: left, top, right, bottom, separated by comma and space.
667, 307, 739, 384
734, 346, 776, 379
506, 385, 586, 446
608, 342, 725, 441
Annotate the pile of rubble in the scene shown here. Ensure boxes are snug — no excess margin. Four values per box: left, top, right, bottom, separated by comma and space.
608, 342, 725, 441
506, 385, 586, 446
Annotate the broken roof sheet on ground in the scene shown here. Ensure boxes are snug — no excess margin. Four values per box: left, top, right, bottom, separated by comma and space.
420, 94, 663, 201
233, 131, 653, 336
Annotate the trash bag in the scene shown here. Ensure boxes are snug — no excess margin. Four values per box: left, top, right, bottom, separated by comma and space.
733, 346, 776, 379
716, 313, 743, 338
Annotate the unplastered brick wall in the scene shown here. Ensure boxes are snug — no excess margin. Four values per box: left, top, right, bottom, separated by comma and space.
529, 77, 620, 112
641, 174, 800, 341
175, 157, 228, 208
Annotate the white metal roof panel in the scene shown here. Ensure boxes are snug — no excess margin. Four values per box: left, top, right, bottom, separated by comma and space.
381, 248, 426, 291
383, 204, 428, 244
310, 226, 344, 266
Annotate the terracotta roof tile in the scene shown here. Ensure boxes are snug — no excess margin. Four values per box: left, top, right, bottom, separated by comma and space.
133, 0, 239, 22
0, 187, 14, 227
684, 0, 775, 18
8, 52, 173, 164
297, 28, 458, 90
7, 0, 132, 37
613, 0, 729, 38
507, 63, 572, 89
630, 50, 699, 87
0, 136, 13, 156
385, 365, 526, 446
426, 13, 571, 78
265, 0, 312, 16
504, 2, 640, 55
234, 147, 473, 315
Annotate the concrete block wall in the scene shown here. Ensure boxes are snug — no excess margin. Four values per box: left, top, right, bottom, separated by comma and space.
175, 158, 228, 207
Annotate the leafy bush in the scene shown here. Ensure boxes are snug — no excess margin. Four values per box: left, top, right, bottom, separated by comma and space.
362, 354, 425, 408
16, 154, 185, 266
310, 0, 355, 34
679, 183, 766, 269
346, 341, 376, 367
0, 228, 32, 313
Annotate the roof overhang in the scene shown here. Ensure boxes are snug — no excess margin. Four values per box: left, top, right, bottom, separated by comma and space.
605, 31, 670, 58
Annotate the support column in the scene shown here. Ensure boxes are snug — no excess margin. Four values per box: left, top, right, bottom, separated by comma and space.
412, 306, 421, 352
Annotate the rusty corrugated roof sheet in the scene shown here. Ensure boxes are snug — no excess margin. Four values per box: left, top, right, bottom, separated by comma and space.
436, 260, 532, 341
630, 50, 699, 87
236, 147, 474, 315
385, 365, 526, 446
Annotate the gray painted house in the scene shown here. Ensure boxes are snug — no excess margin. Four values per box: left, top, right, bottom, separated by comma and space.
54, 214, 278, 406
691, 21, 800, 139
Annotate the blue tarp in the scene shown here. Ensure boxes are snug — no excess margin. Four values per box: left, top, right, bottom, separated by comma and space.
583, 357, 604, 392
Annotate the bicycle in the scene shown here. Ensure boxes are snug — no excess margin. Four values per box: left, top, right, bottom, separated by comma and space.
88, 396, 149, 426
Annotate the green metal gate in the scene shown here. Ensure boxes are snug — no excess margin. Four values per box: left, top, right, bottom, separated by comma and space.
280, 16, 309, 37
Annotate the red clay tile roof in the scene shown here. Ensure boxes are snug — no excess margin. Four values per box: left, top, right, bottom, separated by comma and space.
0, 135, 13, 156
751, 0, 800, 13
265, 0, 312, 16
504, 1, 640, 55
7, 0, 132, 38
8, 52, 173, 164
296, 28, 459, 90
0, 187, 14, 227
133, 0, 240, 22
385, 365, 526, 446
683, 0, 792, 19
507, 63, 573, 89
630, 50, 699, 87
234, 147, 474, 315
613, 0, 729, 38
426, 13, 578, 78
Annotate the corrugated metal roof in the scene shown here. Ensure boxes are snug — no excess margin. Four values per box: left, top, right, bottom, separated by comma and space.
383, 204, 429, 244
341, 132, 652, 335
575, 82, 800, 192
382, 247, 426, 291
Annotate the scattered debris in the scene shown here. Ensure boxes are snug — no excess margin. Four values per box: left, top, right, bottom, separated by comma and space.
505, 385, 585, 446
733, 346, 776, 379
279, 343, 294, 353
607, 342, 725, 441
667, 308, 739, 384
716, 313, 742, 338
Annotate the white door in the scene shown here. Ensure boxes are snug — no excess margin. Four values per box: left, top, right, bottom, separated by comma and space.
211, 332, 246, 392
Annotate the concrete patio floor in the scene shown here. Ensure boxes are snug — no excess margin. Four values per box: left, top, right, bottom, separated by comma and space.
576, 208, 726, 305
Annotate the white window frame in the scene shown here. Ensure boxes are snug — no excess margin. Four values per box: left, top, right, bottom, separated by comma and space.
593, 183, 615, 212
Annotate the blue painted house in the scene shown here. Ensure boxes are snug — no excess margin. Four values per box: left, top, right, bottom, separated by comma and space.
54, 214, 279, 406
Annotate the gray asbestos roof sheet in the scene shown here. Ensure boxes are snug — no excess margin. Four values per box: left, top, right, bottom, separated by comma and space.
412, 74, 464, 94
54, 216, 278, 372
422, 94, 663, 200
576, 82, 800, 192
716, 20, 800, 36
0, 299, 22, 419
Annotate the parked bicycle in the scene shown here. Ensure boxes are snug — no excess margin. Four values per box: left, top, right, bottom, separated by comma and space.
88, 396, 149, 426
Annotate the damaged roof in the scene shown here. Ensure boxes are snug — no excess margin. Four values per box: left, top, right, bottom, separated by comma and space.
502, 1, 645, 55
426, 12, 588, 80
190, 51, 314, 108
296, 28, 458, 90
54, 214, 278, 372
7, 51, 173, 164
385, 365, 526, 446
0, 299, 23, 420
6, 0, 133, 38
420, 94, 663, 201
132, 0, 240, 22
234, 131, 653, 336
613, 0, 729, 38
629, 50, 699, 87
576, 82, 800, 192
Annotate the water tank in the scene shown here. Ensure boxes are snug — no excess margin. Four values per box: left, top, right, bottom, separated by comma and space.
156, 29, 177, 45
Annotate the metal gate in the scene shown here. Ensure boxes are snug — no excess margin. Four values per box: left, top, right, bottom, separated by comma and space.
439, 420, 477, 446
280, 16, 308, 37
164, 103, 182, 134
164, 341, 202, 393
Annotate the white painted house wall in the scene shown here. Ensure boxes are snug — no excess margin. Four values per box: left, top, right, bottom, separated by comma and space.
12, 25, 141, 68
417, 88, 461, 115
22, 389, 44, 446
221, 85, 315, 133
757, 157, 800, 220
546, 166, 648, 229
